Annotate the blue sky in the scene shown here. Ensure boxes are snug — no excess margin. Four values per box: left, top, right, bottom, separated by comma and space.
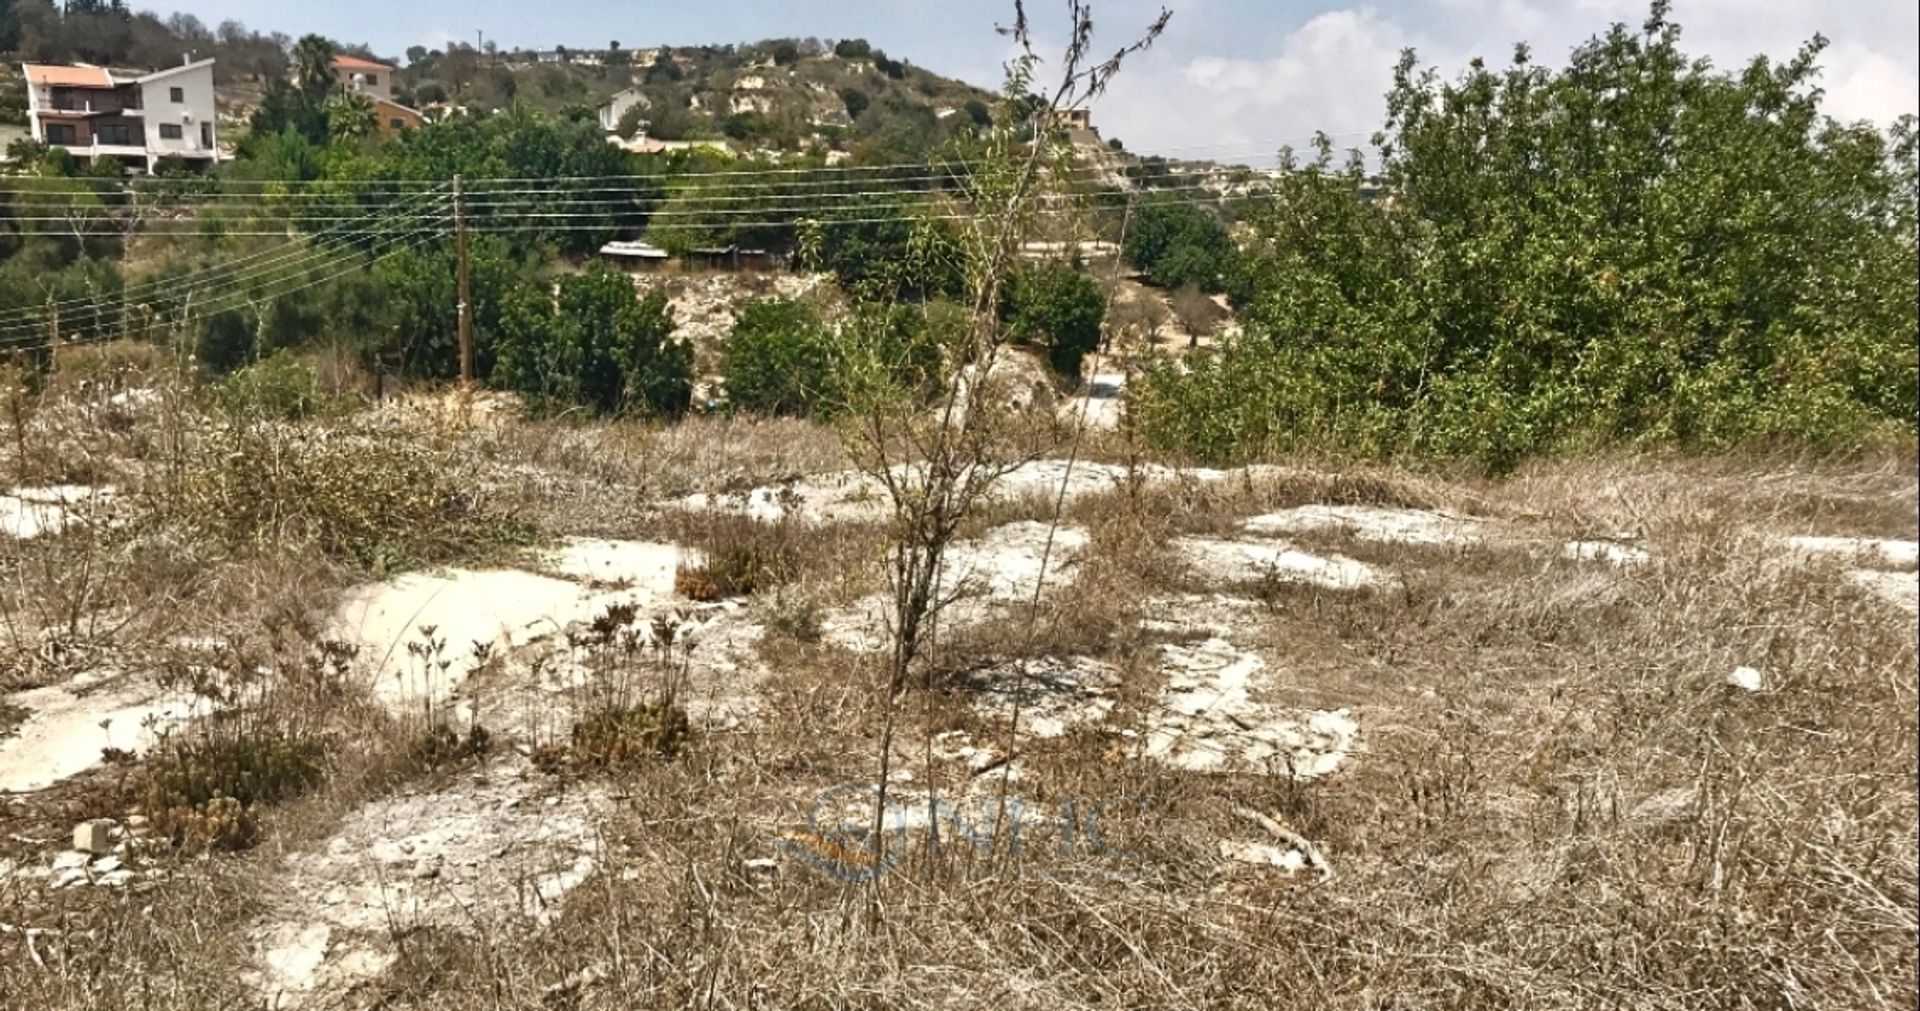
163, 0, 1918, 159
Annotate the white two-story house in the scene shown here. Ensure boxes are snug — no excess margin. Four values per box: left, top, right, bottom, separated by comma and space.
21, 58, 220, 173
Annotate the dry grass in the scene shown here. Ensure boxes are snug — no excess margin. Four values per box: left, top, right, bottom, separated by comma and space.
0, 367, 1913, 1011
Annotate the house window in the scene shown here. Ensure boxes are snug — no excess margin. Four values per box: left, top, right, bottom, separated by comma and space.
389, 118, 405, 131
364, 73, 379, 87
46, 124, 76, 145
159, 123, 183, 140
201, 123, 213, 147
96, 123, 134, 145
169, 86, 185, 103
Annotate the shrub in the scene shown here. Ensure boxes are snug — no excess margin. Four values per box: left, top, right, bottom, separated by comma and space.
218, 350, 351, 421
724, 298, 837, 417
1003, 263, 1107, 378
493, 264, 694, 416
675, 512, 801, 599
409, 723, 492, 770
565, 700, 691, 767
153, 421, 530, 569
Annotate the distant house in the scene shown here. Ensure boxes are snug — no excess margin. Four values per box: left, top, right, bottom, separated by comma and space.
1060, 108, 1092, 131
21, 59, 220, 172
331, 54, 394, 102
532, 49, 602, 66
326, 55, 422, 136
371, 97, 425, 137
597, 87, 652, 133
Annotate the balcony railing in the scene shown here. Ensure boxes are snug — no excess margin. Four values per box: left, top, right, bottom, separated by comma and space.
48, 93, 143, 114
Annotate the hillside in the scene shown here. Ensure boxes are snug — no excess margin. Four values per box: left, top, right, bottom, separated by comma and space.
394, 38, 1001, 157
0, 7, 1006, 160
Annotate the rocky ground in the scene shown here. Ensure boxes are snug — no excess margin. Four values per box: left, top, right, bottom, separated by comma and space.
1, 393, 1915, 1009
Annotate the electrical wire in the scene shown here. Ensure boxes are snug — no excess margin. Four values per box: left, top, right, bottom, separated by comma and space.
0, 129, 1369, 199
0, 217, 449, 349
0, 187, 453, 328
0, 186, 1266, 238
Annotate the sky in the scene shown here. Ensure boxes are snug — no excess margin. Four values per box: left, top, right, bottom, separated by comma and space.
161, 0, 1919, 161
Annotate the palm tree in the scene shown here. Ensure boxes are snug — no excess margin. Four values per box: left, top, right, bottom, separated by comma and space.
324, 91, 376, 145
292, 34, 337, 101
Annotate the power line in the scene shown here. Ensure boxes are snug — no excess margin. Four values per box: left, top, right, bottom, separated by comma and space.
0, 161, 1271, 212
0, 195, 1249, 238
0, 192, 451, 336
0, 183, 1263, 237
0, 218, 448, 350
0, 187, 453, 329
0, 130, 1366, 198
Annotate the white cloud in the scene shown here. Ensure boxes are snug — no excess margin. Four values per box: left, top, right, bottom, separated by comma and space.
1821, 43, 1919, 125
1090, 1, 1917, 163
1096, 8, 1417, 161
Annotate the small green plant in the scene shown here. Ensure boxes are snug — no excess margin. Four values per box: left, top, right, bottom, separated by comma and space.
568, 701, 691, 767
140, 730, 329, 851
409, 723, 493, 770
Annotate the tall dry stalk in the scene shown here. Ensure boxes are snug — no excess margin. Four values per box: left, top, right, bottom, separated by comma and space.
836, 0, 1171, 909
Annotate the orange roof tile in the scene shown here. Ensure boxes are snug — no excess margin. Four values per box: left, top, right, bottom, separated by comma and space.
23, 64, 113, 88
331, 54, 393, 72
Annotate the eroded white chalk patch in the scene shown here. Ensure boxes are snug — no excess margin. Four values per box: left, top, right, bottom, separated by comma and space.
822, 522, 1090, 652
962, 656, 1120, 740
328, 569, 638, 713
1174, 537, 1380, 590
1219, 839, 1309, 873
1847, 569, 1920, 614
251, 758, 605, 1006
1143, 637, 1357, 777
1244, 504, 1484, 547
0, 485, 117, 539
541, 538, 688, 592
1563, 540, 1652, 567
0, 679, 206, 793
1786, 536, 1919, 570
667, 460, 1296, 525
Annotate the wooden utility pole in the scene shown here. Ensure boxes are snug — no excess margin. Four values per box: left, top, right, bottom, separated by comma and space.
454, 174, 473, 386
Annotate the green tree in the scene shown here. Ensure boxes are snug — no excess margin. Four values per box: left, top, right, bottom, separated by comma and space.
1003, 263, 1107, 378
494, 264, 692, 415
1123, 201, 1235, 293
1136, 3, 1920, 469
324, 90, 376, 144
840, 87, 870, 120
292, 34, 337, 101
723, 298, 836, 416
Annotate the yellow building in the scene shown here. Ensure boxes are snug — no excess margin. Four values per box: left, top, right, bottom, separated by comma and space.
371, 97, 424, 138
